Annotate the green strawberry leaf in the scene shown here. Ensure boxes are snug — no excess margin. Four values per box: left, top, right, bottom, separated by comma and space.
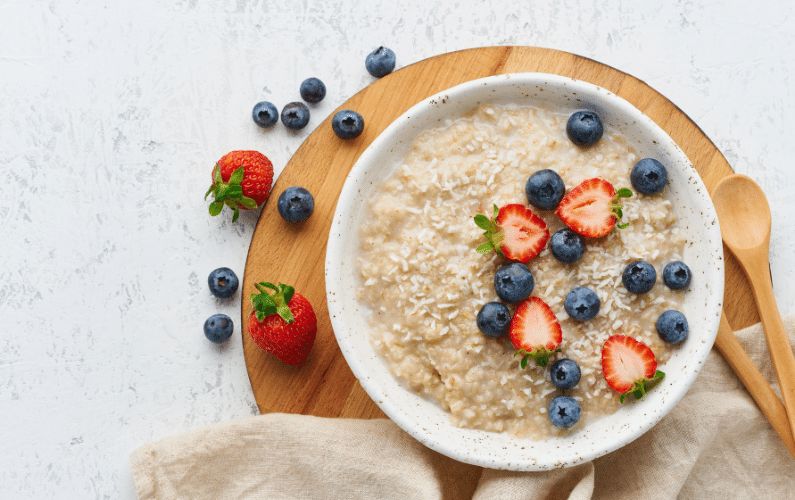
476, 241, 495, 254
208, 201, 224, 216
617, 222, 629, 229
250, 282, 296, 324
616, 187, 633, 198
520, 355, 529, 370
239, 196, 258, 209
232, 207, 240, 222
229, 166, 245, 185
474, 214, 492, 230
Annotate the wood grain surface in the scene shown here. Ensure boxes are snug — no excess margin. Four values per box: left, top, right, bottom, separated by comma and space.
241, 46, 758, 419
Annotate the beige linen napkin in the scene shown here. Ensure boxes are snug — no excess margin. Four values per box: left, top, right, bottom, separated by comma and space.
131, 319, 795, 499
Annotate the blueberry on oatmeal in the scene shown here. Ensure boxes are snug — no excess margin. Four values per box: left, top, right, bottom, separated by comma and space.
566, 110, 603, 146
493, 262, 535, 303
550, 228, 585, 264
476, 302, 511, 337
622, 260, 657, 294
564, 287, 600, 321
548, 396, 581, 428
525, 169, 565, 210
656, 310, 689, 344
630, 158, 668, 194
550, 359, 581, 390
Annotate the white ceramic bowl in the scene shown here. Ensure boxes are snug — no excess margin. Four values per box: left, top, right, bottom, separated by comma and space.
325, 73, 723, 471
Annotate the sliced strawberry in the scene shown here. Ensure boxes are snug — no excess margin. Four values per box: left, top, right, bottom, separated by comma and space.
474, 204, 549, 263
509, 296, 562, 367
555, 178, 633, 238
601, 335, 665, 403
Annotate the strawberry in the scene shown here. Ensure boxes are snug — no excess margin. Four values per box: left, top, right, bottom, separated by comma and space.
554, 178, 633, 238
205, 150, 274, 222
509, 296, 562, 368
474, 204, 549, 263
601, 335, 666, 403
248, 282, 317, 365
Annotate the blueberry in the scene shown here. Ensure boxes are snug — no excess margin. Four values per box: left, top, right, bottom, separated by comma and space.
331, 110, 364, 139
550, 359, 581, 390
622, 260, 657, 294
564, 287, 600, 321
550, 228, 585, 264
203, 313, 234, 344
525, 169, 565, 210
630, 158, 668, 194
566, 110, 603, 146
299, 77, 326, 104
656, 310, 689, 344
281, 102, 310, 130
365, 46, 396, 78
494, 263, 534, 303
252, 101, 278, 128
277, 187, 315, 223
548, 396, 581, 429
476, 302, 511, 337
208, 267, 239, 298
663, 260, 692, 290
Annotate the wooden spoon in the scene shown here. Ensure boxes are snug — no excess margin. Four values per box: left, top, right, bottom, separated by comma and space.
713, 174, 795, 438
714, 312, 795, 456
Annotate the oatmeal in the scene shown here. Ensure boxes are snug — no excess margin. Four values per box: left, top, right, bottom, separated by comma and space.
356, 104, 686, 438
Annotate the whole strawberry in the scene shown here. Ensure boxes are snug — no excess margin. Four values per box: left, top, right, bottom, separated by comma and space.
205, 150, 274, 222
248, 282, 317, 365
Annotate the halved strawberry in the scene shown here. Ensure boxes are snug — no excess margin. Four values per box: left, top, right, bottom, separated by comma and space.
509, 296, 562, 368
554, 178, 633, 238
601, 335, 665, 403
474, 204, 549, 263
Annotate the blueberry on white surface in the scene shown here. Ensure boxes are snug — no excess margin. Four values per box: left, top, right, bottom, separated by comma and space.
281, 102, 310, 130
252, 101, 278, 128
204, 314, 234, 344
208, 267, 239, 298
365, 46, 396, 78
299, 77, 326, 104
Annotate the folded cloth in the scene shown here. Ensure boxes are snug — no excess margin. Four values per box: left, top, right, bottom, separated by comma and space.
131, 319, 795, 499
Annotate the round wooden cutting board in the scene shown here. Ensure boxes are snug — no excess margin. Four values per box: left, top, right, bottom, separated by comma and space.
241, 46, 758, 419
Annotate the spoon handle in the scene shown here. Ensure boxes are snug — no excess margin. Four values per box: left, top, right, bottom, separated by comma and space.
743, 257, 795, 439
714, 313, 795, 456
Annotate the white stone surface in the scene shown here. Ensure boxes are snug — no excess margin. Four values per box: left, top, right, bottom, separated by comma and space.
1, 1, 793, 498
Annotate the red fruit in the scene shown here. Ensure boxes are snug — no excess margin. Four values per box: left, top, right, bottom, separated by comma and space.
205, 150, 274, 222
509, 296, 562, 367
248, 282, 317, 365
555, 178, 632, 238
474, 204, 549, 263
601, 335, 665, 403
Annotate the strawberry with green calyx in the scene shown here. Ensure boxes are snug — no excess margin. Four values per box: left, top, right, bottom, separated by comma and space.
601, 334, 666, 403
205, 150, 274, 222
474, 203, 549, 263
555, 178, 633, 237
509, 296, 563, 368
248, 282, 317, 366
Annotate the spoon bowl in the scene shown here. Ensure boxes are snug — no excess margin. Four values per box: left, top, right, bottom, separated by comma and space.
713, 174, 772, 252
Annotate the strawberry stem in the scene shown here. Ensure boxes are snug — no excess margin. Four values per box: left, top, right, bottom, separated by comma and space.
473, 204, 504, 257
206, 164, 259, 221
250, 282, 296, 323
619, 370, 665, 403
611, 187, 633, 230
516, 348, 560, 369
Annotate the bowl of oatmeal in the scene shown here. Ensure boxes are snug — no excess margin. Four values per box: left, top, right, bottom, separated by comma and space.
325, 73, 723, 470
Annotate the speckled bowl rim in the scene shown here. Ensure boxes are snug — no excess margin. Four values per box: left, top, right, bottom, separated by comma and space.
325, 73, 723, 471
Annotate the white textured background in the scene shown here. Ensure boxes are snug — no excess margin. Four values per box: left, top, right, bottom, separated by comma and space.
1, 0, 793, 497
